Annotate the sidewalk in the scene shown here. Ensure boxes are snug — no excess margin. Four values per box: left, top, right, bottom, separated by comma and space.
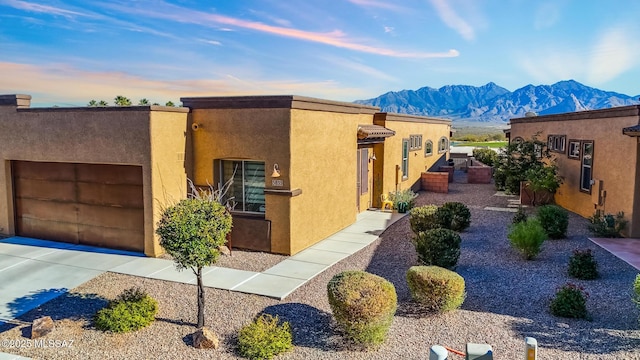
0, 210, 404, 327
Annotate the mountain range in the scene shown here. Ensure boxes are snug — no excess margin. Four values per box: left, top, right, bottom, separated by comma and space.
354, 80, 639, 123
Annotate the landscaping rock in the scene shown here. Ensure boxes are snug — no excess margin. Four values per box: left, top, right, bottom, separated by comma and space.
218, 245, 231, 256
31, 316, 54, 339
192, 327, 219, 349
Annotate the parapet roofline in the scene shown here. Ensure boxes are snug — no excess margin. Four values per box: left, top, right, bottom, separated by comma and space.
180, 95, 380, 114
510, 105, 640, 124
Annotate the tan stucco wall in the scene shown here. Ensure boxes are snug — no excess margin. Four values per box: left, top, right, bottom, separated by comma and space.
510, 110, 640, 236
0, 101, 188, 256
288, 109, 372, 254
149, 111, 189, 256
377, 114, 451, 197
188, 108, 293, 253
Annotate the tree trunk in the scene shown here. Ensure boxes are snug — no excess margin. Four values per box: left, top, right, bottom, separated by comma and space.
196, 266, 205, 328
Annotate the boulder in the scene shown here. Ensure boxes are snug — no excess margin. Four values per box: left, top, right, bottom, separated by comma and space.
218, 245, 231, 256
192, 327, 219, 349
31, 316, 54, 339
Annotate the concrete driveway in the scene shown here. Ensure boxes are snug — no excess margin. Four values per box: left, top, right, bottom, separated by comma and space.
0, 237, 144, 326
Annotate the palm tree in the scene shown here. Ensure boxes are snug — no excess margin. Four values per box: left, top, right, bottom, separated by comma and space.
88, 100, 98, 107
114, 96, 132, 106
98, 100, 109, 106
165, 101, 175, 107
138, 98, 150, 105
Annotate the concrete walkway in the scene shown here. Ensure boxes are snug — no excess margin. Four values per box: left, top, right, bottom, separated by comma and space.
0, 210, 404, 328
590, 237, 640, 271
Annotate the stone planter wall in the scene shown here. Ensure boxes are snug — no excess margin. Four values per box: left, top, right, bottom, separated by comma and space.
467, 159, 492, 184
421, 172, 449, 193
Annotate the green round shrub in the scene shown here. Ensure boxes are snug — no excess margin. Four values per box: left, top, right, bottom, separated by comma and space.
94, 287, 158, 333
327, 271, 397, 348
508, 218, 547, 260
550, 283, 589, 319
536, 205, 568, 239
436, 202, 471, 232
406, 266, 465, 312
238, 314, 293, 360
568, 249, 599, 280
413, 228, 461, 269
409, 205, 439, 234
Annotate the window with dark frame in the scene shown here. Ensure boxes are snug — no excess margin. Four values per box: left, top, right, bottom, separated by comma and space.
547, 134, 566, 153
438, 136, 449, 153
568, 140, 580, 159
580, 141, 594, 193
409, 134, 423, 150
220, 160, 266, 213
424, 140, 433, 157
402, 139, 409, 180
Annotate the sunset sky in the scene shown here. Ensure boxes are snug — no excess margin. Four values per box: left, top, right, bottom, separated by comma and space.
2, 0, 640, 106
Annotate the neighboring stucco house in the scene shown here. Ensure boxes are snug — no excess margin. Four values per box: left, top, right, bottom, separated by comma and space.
0, 94, 451, 256
508, 105, 640, 237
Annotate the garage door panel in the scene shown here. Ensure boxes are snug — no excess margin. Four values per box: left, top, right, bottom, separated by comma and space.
77, 183, 143, 208
76, 164, 143, 185
14, 161, 75, 181
15, 198, 78, 224
78, 225, 144, 252
17, 218, 78, 244
76, 204, 144, 231
14, 178, 76, 202
13, 161, 145, 252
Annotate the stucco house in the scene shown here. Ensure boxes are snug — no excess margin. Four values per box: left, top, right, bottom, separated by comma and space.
0, 94, 451, 256
507, 105, 640, 237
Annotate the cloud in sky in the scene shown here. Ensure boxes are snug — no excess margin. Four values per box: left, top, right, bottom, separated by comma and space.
428, 0, 475, 41
347, 0, 409, 12
587, 27, 639, 84
106, 1, 457, 59
0, 0, 85, 18
534, 2, 562, 30
0, 62, 369, 105
518, 26, 640, 86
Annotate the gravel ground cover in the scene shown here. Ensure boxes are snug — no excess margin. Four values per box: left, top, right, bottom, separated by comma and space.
2, 172, 639, 359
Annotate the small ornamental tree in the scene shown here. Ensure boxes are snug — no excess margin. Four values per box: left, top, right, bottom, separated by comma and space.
494, 134, 552, 194
156, 198, 232, 328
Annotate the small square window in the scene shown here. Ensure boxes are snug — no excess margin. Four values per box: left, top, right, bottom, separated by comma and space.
568, 140, 580, 159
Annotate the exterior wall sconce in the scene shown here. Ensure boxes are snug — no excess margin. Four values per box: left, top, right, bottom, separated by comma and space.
369, 153, 377, 162
271, 163, 281, 178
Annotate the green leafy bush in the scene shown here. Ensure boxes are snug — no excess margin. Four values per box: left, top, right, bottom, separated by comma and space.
568, 249, 599, 280
406, 266, 465, 312
94, 287, 158, 333
472, 148, 498, 167
409, 205, 439, 234
588, 211, 627, 238
537, 205, 568, 239
633, 275, 640, 320
436, 202, 471, 232
512, 206, 528, 224
549, 283, 589, 319
237, 314, 293, 360
508, 218, 547, 260
327, 271, 397, 348
524, 164, 562, 205
413, 228, 461, 269
388, 189, 418, 211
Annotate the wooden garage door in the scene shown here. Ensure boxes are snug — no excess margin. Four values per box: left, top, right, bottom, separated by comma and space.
13, 161, 144, 252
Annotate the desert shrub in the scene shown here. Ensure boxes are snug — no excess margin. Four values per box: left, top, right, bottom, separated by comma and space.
633, 275, 640, 319
409, 205, 439, 234
472, 148, 498, 167
568, 249, 599, 280
512, 206, 528, 224
549, 283, 589, 319
406, 266, 465, 312
494, 135, 551, 194
327, 271, 397, 348
388, 189, 418, 211
436, 202, 471, 232
413, 228, 461, 269
508, 218, 547, 260
537, 205, 568, 239
94, 287, 158, 333
588, 211, 627, 238
237, 314, 293, 360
